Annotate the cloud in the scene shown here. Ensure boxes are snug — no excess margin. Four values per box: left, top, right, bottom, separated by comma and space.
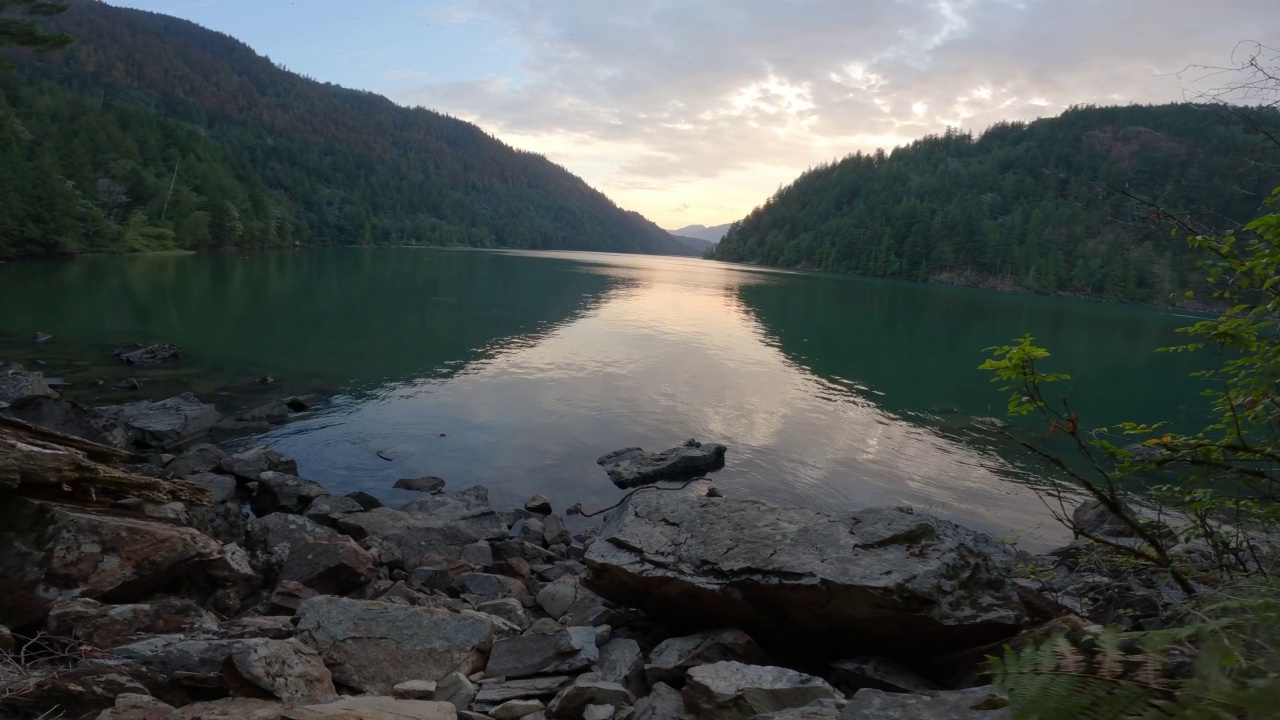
391, 0, 1280, 226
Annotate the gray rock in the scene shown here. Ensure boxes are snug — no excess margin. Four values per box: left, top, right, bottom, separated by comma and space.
239, 400, 292, 423
165, 443, 230, 477
486, 626, 600, 678
682, 662, 837, 720
4, 397, 130, 447
537, 575, 584, 619
585, 496, 1027, 656
525, 494, 553, 514
410, 561, 455, 592
346, 491, 385, 510
98, 393, 221, 449
286, 395, 323, 412
463, 541, 496, 567
1072, 499, 1138, 538
645, 629, 765, 685
392, 679, 439, 699
478, 598, 532, 631
47, 597, 217, 650
96, 693, 182, 720
227, 638, 338, 705
598, 638, 644, 695
0, 624, 13, 653
583, 705, 615, 720
634, 682, 684, 720
0, 366, 58, 405
596, 440, 727, 488
494, 699, 547, 719
397, 476, 447, 493
294, 596, 494, 693
184, 474, 248, 545
519, 517, 547, 545
111, 634, 251, 679
340, 507, 508, 568
758, 710, 840, 720
303, 495, 366, 527
544, 514, 573, 547
453, 572, 529, 600
249, 513, 377, 595
476, 676, 573, 704
436, 670, 478, 711
547, 675, 633, 719
220, 448, 299, 481
829, 656, 937, 694
250, 472, 329, 516
114, 343, 183, 366
840, 686, 1012, 719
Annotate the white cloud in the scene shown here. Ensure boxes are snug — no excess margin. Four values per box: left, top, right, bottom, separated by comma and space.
392, 0, 1280, 227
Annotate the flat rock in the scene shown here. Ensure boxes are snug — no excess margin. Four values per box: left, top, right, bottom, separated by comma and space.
634, 682, 684, 720
303, 495, 366, 527
220, 448, 299, 480
493, 699, 546, 720
393, 679, 439, 699
115, 343, 184, 366
546, 676, 633, 719
585, 495, 1027, 657
477, 598, 532, 631
251, 472, 329, 516
0, 498, 228, 628
165, 443, 229, 477
227, 638, 339, 705
47, 597, 217, 650
840, 686, 1012, 719
453, 572, 529, 601
397, 476, 447, 493
4, 397, 130, 447
682, 662, 837, 720
339, 506, 507, 568
486, 626, 599, 678
596, 440, 726, 488
475, 676, 572, 704
0, 366, 58, 405
97, 693, 182, 720
99, 393, 220, 449
294, 596, 494, 693
645, 629, 765, 685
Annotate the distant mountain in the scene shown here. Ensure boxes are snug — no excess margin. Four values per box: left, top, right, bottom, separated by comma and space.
0, 0, 697, 259
671, 234, 718, 254
713, 104, 1280, 304
670, 223, 733, 242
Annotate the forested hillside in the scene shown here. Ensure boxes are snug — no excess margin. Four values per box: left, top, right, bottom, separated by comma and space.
0, 0, 693, 259
713, 104, 1280, 303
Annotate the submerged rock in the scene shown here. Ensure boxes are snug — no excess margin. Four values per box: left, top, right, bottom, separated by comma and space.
0, 365, 58, 405
396, 476, 447, 493
114, 343, 185, 366
585, 494, 1028, 658
596, 440, 727, 488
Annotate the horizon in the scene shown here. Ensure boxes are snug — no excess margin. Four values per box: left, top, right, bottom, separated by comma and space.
104, 0, 1278, 229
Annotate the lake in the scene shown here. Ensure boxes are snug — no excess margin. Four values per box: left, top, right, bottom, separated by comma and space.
0, 248, 1208, 549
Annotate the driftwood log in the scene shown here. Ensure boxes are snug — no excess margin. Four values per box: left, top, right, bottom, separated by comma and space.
0, 415, 212, 506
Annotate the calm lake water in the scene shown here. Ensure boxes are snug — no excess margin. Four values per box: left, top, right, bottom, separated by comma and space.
0, 248, 1208, 549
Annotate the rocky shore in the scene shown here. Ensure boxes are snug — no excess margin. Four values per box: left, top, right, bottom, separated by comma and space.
0, 356, 1193, 720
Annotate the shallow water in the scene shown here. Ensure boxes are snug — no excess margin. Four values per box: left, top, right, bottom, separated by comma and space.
0, 248, 1208, 549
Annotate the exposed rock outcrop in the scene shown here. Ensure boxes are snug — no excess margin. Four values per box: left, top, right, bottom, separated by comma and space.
596, 440, 727, 488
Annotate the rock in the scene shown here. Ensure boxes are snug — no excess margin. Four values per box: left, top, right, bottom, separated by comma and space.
598, 639, 644, 695
478, 598, 532, 631
220, 448, 299, 481
185, 474, 246, 545
756, 710, 839, 720
645, 629, 765, 685
294, 596, 494, 693
393, 679, 439, 699
115, 377, 143, 391
518, 517, 546, 545
5, 397, 131, 447
227, 638, 339, 705
0, 366, 58, 405
586, 497, 1026, 657
476, 677, 573, 704
239, 401, 292, 424
96, 693, 182, 720
346, 491, 385, 510
829, 656, 937, 694
842, 686, 1011, 719
410, 560, 455, 592
486, 626, 600, 678
494, 699, 547, 719
544, 514, 573, 547
0, 498, 227, 628
111, 634, 252, 680
338, 505, 507, 568
1072, 499, 1138, 538
537, 575, 584, 619
436, 671, 478, 712
165, 443, 230, 477
179, 697, 459, 720
218, 615, 297, 640
583, 705, 615, 720
249, 514, 376, 595
634, 683, 685, 720
32, 331, 53, 344
268, 580, 318, 616
525, 494, 553, 514
47, 597, 217, 649
546, 676, 633, 719
493, 557, 533, 581
286, 395, 323, 412
682, 662, 837, 720
99, 393, 221, 449
453, 572, 529, 601
251, 472, 329, 515
397, 476, 447, 493
258, 375, 275, 385
303, 495, 365, 527
463, 541, 496, 567
114, 343, 184, 366
596, 440, 727, 488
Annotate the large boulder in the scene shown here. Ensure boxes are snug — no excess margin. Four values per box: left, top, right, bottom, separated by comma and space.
645, 629, 765, 685
248, 514, 376, 595
294, 597, 494, 693
0, 498, 229, 627
485, 626, 599, 679
98, 393, 221, 449
682, 662, 838, 720
250, 472, 329, 516
0, 365, 58, 405
585, 495, 1027, 658
225, 638, 339, 705
47, 597, 218, 649
596, 440, 727, 488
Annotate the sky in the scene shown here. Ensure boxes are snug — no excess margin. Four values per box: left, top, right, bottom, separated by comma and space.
108, 1, 1279, 229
